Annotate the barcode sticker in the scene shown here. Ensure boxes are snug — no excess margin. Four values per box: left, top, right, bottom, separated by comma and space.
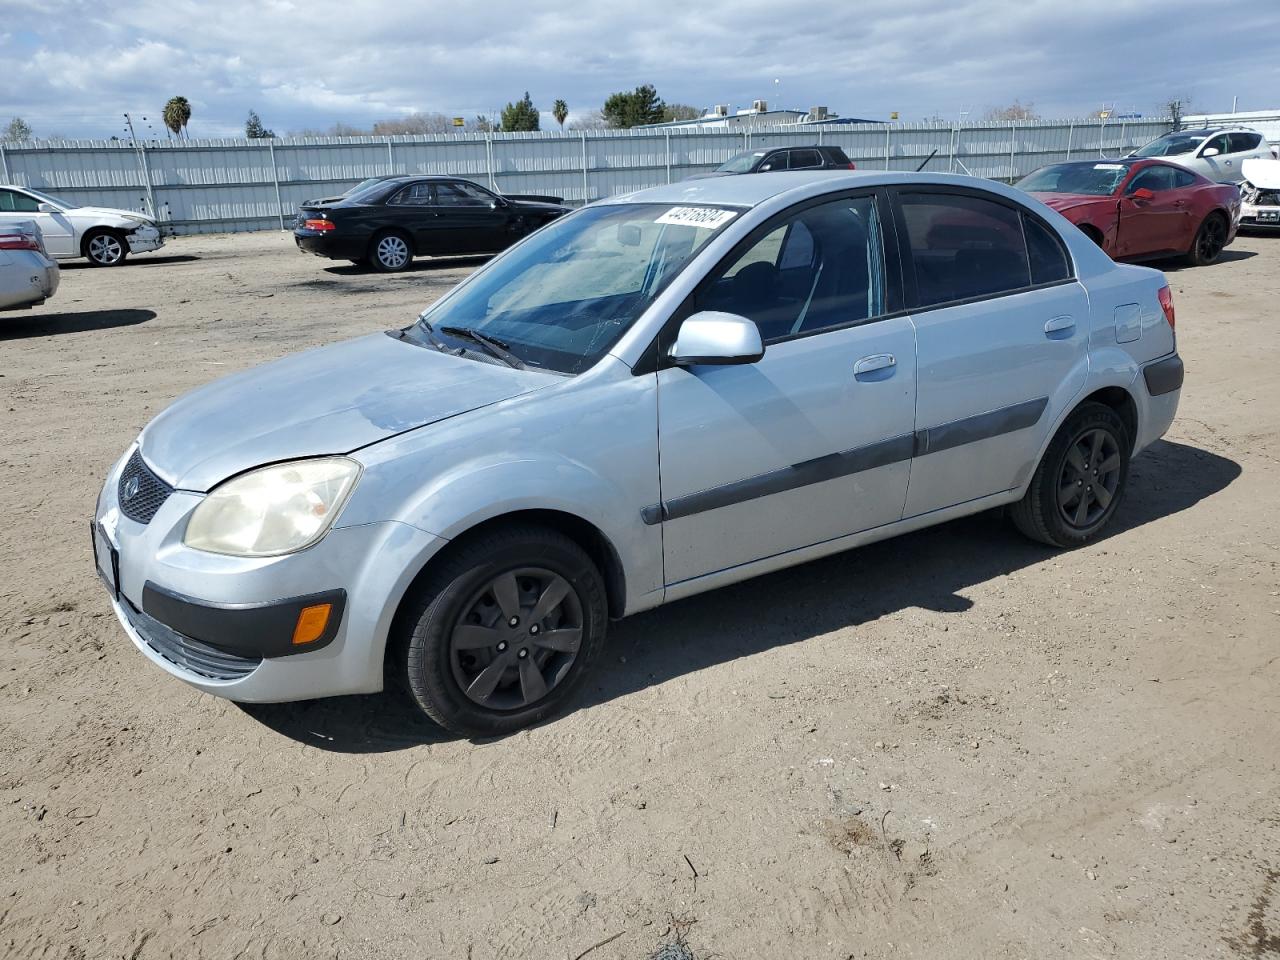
655, 206, 738, 229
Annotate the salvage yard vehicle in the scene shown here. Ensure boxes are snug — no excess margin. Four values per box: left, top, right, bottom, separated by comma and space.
1017, 159, 1240, 266
294, 175, 569, 272
690, 145, 856, 179
1239, 159, 1280, 228
0, 220, 59, 310
0, 184, 163, 266
1126, 126, 1271, 184
95, 170, 1183, 736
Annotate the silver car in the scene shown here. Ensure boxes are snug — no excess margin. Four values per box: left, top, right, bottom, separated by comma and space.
94, 171, 1183, 735
0, 220, 59, 311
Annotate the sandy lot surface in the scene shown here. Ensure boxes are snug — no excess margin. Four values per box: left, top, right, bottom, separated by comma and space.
1, 230, 1278, 960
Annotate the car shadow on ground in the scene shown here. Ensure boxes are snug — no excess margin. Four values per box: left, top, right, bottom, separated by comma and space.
241, 439, 1240, 753
322, 255, 492, 276
59, 255, 200, 271
0, 308, 156, 341
1155, 248, 1257, 272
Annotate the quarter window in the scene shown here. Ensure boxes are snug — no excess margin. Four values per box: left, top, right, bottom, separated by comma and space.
1023, 215, 1070, 285
899, 193, 1032, 306
696, 195, 886, 341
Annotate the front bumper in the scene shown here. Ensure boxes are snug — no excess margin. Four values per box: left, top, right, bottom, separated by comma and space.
1241, 201, 1280, 227
126, 225, 164, 254
94, 447, 447, 702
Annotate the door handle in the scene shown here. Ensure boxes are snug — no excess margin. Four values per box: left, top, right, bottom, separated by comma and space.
853, 354, 896, 378
1044, 315, 1076, 337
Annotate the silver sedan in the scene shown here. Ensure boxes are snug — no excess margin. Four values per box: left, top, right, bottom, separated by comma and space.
95, 170, 1183, 735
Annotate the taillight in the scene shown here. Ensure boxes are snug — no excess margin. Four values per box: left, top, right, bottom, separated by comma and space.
1157, 285, 1175, 330
304, 218, 335, 231
847, 162, 857, 170
0, 233, 41, 252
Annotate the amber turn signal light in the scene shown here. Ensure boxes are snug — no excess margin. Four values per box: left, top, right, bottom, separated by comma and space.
292, 603, 332, 645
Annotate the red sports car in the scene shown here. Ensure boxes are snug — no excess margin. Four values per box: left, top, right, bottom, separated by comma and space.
1017, 158, 1240, 266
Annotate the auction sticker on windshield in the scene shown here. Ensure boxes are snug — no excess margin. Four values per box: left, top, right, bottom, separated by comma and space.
656, 207, 739, 229
1094, 163, 1127, 170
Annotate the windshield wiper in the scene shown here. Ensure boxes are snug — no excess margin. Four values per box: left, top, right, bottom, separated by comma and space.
438, 325, 527, 370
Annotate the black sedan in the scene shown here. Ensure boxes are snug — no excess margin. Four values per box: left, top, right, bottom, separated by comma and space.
294, 176, 569, 272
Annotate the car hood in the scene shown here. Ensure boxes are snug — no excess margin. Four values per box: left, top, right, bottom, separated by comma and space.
1030, 192, 1116, 214
139, 332, 557, 491
1242, 159, 1280, 189
67, 206, 155, 225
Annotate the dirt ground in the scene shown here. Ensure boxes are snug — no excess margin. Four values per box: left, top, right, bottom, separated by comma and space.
1, 229, 1278, 960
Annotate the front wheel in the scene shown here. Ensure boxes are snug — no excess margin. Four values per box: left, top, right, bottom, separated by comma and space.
1010, 402, 1131, 548
84, 229, 128, 267
398, 525, 608, 736
1185, 214, 1227, 266
368, 230, 413, 272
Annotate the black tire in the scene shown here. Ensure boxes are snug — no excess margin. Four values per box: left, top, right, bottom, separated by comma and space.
1184, 212, 1227, 267
367, 229, 413, 272
1010, 401, 1131, 548
397, 525, 608, 736
83, 228, 128, 267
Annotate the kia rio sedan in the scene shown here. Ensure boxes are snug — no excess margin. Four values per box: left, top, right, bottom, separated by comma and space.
94, 171, 1183, 736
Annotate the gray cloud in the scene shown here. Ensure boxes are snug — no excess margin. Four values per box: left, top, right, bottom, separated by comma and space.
2, 0, 1277, 139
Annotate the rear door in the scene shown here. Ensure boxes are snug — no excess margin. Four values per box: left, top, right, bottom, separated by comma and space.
787, 148, 824, 171
655, 191, 918, 585
0, 188, 73, 256
891, 187, 1089, 517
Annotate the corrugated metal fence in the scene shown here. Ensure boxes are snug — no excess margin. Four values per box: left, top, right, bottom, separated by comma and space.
0, 118, 1171, 235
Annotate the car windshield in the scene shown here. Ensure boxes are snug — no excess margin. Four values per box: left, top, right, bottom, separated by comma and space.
1017, 162, 1132, 196
716, 151, 766, 173
1132, 132, 1208, 157
21, 187, 71, 210
416, 202, 738, 374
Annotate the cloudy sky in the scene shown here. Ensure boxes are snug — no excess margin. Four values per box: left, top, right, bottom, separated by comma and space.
3, 0, 1278, 139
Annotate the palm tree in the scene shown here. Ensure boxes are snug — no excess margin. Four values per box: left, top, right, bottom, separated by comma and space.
552, 99, 568, 130
163, 96, 192, 139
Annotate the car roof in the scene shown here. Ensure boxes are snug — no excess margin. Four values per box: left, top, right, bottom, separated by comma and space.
602, 170, 1028, 209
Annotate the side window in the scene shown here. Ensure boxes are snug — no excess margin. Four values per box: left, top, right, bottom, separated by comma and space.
390, 182, 432, 205
899, 192, 1032, 306
435, 181, 493, 206
695, 195, 885, 341
1170, 168, 1197, 188
1023, 215, 1071, 285
789, 149, 822, 169
1128, 166, 1175, 193
758, 152, 787, 172
1228, 132, 1262, 153
0, 189, 40, 213
1202, 134, 1230, 156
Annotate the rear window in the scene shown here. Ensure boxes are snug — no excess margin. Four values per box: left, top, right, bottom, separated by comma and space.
900, 193, 1032, 306
788, 149, 823, 169
1229, 132, 1263, 153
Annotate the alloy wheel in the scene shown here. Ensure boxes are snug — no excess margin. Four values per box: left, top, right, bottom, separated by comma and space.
448, 567, 584, 711
88, 234, 124, 265
1057, 427, 1122, 530
377, 235, 409, 269
1198, 217, 1226, 262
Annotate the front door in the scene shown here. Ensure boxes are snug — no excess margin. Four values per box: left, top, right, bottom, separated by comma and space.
1117, 165, 1191, 257
892, 187, 1090, 517
655, 192, 917, 586
428, 181, 511, 253
0, 188, 74, 256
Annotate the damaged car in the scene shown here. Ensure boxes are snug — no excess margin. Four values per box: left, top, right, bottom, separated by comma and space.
1239, 159, 1280, 228
0, 184, 164, 266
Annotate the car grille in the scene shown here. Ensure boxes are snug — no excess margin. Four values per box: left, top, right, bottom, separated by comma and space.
123, 598, 262, 681
118, 449, 173, 525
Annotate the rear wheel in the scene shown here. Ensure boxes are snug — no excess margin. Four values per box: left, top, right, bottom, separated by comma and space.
1010, 402, 1130, 548
1185, 213, 1227, 266
398, 525, 608, 736
368, 230, 412, 272
84, 229, 128, 267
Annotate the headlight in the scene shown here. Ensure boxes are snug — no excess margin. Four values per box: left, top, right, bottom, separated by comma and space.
184, 457, 361, 557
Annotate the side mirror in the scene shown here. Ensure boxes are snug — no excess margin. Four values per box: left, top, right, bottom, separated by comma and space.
1130, 187, 1155, 201
37, 202, 57, 213
670, 311, 764, 367
1201, 147, 1220, 158
758, 163, 774, 172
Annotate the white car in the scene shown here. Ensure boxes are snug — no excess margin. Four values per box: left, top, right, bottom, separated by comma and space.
0, 220, 59, 310
0, 185, 164, 266
1128, 126, 1273, 184
1240, 159, 1280, 228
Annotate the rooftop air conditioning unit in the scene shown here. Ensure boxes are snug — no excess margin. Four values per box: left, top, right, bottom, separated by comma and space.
713, 104, 730, 117
753, 100, 768, 113
808, 106, 829, 122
